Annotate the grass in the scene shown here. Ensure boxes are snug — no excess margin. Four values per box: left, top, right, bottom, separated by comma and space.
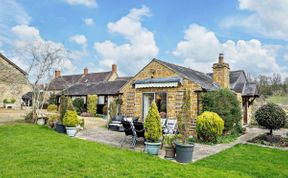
0, 124, 287, 178
266, 95, 288, 105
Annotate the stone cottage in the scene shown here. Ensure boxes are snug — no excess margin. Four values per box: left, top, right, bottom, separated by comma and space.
49, 64, 131, 114
120, 54, 258, 127
0, 53, 31, 108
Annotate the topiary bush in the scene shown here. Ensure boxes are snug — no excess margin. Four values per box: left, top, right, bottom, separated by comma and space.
196, 111, 224, 143
3, 98, 16, 104
87, 95, 97, 115
73, 97, 84, 115
202, 89, 242, 132
255, 103, 286, 135
47, 104, 57, 112
59, 95, 68, 121
63, 110, 80, 127
177, 89, 192, 144
144, 101, 162, 142
48, 93, 57, 105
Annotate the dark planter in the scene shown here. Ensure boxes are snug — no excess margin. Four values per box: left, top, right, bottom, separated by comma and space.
55, 123, 66, 134
164, 146, 175, 159
175, 142, 194, 163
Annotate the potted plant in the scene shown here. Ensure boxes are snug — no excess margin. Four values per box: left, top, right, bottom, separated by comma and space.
163, 134, 176, 159
144, 101, 162, 155
175, 89, 194, 163
63, 110, 80, 137
55, 95, 68, 133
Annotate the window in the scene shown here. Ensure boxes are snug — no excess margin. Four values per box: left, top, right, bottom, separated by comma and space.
98, 96, 105, 105
142, 92, 167, 119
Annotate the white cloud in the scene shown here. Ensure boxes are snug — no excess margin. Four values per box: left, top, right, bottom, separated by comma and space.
221, 0, 288, 40
173, 24, 285, 76
11, 24, 76, 74
69, 34, 87, 46
94, 6, 158, 75
0, 0, 31, 43
63, 0, 97, 8
83, 18, 94, 26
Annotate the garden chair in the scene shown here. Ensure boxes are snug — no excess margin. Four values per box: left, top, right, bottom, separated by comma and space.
120, 120, 137, 148
133, 121, 145, 141
163, 119, 177, 134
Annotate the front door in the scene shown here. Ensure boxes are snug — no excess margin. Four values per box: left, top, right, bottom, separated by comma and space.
143, 93, 154, 119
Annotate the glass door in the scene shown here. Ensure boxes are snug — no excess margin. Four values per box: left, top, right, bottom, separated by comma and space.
142, 93, 154, 119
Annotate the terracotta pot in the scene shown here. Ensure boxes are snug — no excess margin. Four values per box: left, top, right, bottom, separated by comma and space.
164, 146, 175, 159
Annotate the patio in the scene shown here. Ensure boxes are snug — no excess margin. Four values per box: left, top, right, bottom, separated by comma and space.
76, 117, 288, 162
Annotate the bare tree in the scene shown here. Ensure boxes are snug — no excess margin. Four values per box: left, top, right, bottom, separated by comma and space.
15, 41, 67, 122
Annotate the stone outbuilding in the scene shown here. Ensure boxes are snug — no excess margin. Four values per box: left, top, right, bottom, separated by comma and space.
119, 54, 258, 128
0, 53, 31, 108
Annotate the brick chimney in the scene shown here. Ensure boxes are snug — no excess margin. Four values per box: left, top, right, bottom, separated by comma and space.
84, 67, 88, 75
112, 64, 117, 73
212, 53, 230, 89
54, 69, 61, 78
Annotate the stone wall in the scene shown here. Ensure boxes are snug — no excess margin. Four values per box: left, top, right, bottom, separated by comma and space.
0, 55, 31, 108
120, 60, 202, 122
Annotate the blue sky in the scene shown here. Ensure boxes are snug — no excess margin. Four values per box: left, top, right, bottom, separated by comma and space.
0, 0, 287, 78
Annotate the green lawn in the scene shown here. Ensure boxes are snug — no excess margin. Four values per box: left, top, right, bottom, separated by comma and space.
266, 95, 288, 105
0, 124, 287, 178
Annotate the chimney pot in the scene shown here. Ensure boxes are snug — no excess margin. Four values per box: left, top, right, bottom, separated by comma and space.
54, 69, 61, 78
84, 67, 88, 75
219, 53, 224, 64
112, 64, 117, 73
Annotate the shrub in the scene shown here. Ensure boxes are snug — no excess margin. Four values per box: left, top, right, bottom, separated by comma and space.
24, 111, 33, 122
87, 95, 97, 115
202, 89, 242, 132
59, 95, 68, 121
73, 97, 84, 115
163, 134, 176, 146
3, 98, 16, 104
196, 111, 224, 143
63, 110, 80, 127
47, 114, 59, 128
255, 103, 286, 135
48, 93, 57, 104
144, 101, 162, 142
47, 104, 57, 112
177, 89, 191, 144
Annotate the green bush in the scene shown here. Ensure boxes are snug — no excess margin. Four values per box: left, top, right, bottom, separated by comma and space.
144, 101, 162, 142
73, 97, 84, 115
48, 93, 57, 104
255, 103, 286, 135
3, 99, 16, 104
202, 89, 242, 132
63, 110, 80, 127
196, 111, 224, 143
163, 134, 176, 146
87, 95, 97, 115
177, 89, 192, 144
47, 104, 57, 112
59, 95, 68, 121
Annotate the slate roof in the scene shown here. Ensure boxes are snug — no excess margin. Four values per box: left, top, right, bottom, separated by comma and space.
154, 59, 219, 90
134, 76, 183, 85
48, 71, 112, 90
242, 83, 259, 96
59, 79, 129, 96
